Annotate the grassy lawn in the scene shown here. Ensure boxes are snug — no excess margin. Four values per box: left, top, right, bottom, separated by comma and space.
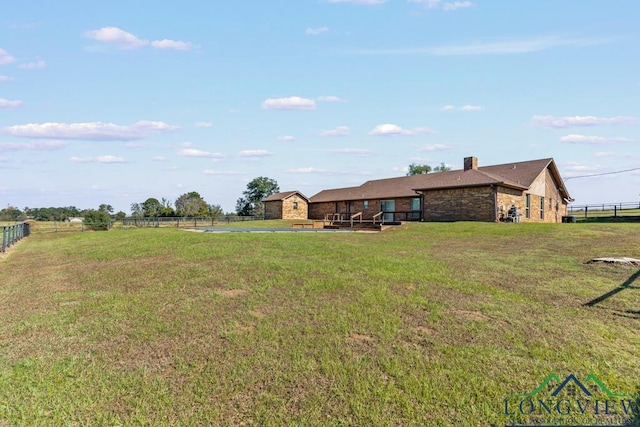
0, 222, 638, 426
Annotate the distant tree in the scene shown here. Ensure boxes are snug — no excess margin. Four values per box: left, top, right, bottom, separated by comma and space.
130, 203, 143, 218
142, 198, 163, 217
98, 204, 114, 215
208, 204, 224, 220
114, 211, 127, 221
236, 177, 279, 216
84, 209, 111, 231
175, 192, 209, 217
407, 163, 432, 176
160, 198, 175, 217
0, 206, 24, 221
432, 162, 452, 172
30, 206, 80, 221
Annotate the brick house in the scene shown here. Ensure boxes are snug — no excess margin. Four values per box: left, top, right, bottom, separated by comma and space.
305, 157, 572, 223
263, 191, 309, 220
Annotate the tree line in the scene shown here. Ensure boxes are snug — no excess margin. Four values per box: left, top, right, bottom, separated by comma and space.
0, 176, 281, 222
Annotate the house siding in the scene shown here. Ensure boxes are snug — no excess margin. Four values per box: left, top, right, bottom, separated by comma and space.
264, 200, 283, 220
423, 186, 496, 222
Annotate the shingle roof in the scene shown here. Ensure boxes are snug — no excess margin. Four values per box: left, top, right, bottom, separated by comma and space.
262, 191, 308, 202
309, 158, 571, 203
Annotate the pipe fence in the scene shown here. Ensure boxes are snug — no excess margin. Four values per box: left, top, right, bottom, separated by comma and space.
1, 222, 31, 253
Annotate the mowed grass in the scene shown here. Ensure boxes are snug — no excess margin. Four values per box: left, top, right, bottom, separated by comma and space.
0, 222, 638, 426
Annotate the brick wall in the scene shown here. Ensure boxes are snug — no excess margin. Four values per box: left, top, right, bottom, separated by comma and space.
264, 200, 283, 220
423, 186, 496, 222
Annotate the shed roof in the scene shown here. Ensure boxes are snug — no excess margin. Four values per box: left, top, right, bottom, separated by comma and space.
262, 190, 309, 202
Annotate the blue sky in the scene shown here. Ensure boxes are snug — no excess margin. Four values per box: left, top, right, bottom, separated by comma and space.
1, 0, 639, 214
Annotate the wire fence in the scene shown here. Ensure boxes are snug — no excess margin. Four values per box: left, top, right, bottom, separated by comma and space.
567, 201, 640, 221
121, 216, 264, 228
1, 222, 31, 253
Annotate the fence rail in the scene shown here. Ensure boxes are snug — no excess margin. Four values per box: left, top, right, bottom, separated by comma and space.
1, 222, 31, 253
121, 216, 264, 228
567, 201, 640, 220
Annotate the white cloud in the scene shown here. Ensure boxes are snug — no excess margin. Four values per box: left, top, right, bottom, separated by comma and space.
392, 165, 410, 173
320, 126, 350, 137
194, 121, 213, 128
4, 120, 179, 141
151, 156, 168, 161
239, 150, 272, 157
532, 115, 636, 128
0, 75, 13, 82
70, 155, 127, 163
277, 135, 296, 141
0, 98, 23, 109
327, 148, 373, 156
559, 134, 632, 144
18, 60, 46, 69
420, 143, 450, 151
0, 49, 16, 65
594, 152, 616, 158
408, 0, 441, 8
441, 105, 455, 111
151, 39, 193, 51
352, 36, 608, 56
287, 167, 332, 174
327, 0, 386, 4
178, 148, 224, 158
369, 123, 436, 136
306, 27, 330, 36
443, 1, 474, 11
204, 170, 241, 175
317, 95, 346, 103
261, 96, 316, 110
84, 27, 148, 49
0, 141, 67, 151
460, 104, 484, 111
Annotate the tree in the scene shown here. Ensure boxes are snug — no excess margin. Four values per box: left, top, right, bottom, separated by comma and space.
84, 209, 111, 230
114, 211, 127, 221
432, 162, 451, 172
175, 192, 209, 217
98, 204, 114, 215
130, 203, 143, 218
407, 163, 432, 176
236, 177, 279, 216
142, 198, 163, 217
208, 204, 224, 220
0, 206, 24, 221
406, 162, 451, 175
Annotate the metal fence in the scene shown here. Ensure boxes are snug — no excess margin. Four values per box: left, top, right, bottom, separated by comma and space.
121, 216, 264, 228
1, 222, 31, 252
567, 201, 640, 220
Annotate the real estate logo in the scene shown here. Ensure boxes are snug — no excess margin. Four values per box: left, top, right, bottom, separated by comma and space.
503, 373, 639, 426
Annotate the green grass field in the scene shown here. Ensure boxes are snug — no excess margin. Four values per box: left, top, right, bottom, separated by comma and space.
1, 222, 639, 426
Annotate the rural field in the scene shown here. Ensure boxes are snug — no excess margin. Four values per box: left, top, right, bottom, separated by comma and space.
0, 222, 638, 426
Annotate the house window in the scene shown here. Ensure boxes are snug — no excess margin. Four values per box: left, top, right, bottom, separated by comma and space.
525, 194, 531, 219
293, 201, 298, 210
540, 196, 544, 220
363, 200, 369, 210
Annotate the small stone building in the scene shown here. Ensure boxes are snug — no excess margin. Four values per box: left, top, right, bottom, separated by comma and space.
263, 191, 309, 220
307, 157, 573, 223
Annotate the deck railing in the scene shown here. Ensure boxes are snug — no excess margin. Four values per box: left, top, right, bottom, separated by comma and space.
350, 212, 363, 227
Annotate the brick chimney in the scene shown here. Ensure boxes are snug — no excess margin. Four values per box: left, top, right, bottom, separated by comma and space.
464, 156, 478, 171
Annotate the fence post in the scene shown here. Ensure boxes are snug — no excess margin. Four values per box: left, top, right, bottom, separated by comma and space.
614, 205, 617, 217
584, 206, 588, 219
